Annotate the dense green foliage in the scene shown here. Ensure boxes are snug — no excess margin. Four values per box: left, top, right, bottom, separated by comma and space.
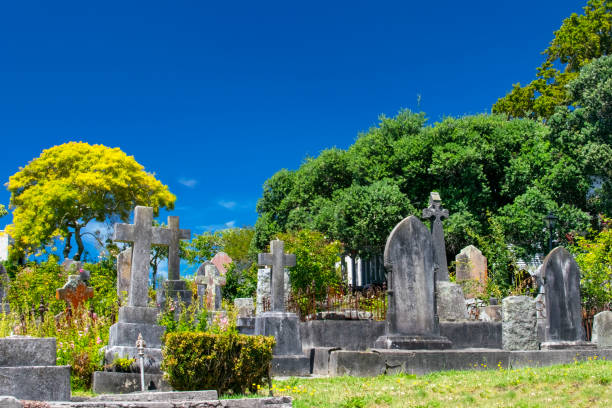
162, 331, 275, 394
0, 204, 7, 218
493, 0, 611, 119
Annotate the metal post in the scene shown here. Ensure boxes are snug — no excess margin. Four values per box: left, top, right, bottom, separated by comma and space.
136, 333, 146, 392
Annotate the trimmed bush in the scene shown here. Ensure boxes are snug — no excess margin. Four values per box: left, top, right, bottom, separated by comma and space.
162, 331, 275, 394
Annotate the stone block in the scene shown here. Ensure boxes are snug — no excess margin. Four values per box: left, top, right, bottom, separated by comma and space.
235, 297, 255, 318
104, 346, 163, 373
502, 296, 538, 351
482, 305, 502, 322
237, 317, 255, 335
0, 336, 57, 366
92, 371, 171, 394
109, 322, 165, 348
0, 396, 21, 408
270, 355, 311, 376
118, 306, 159, 324
254, 312, 303, 355
90, 390, 218, 402
592, 311, 612, 348
309, 347, 340, 376
0, 366, 71, 401
440, 321, 502, 349
436, 281, 468, 321
374, 334, 452, 350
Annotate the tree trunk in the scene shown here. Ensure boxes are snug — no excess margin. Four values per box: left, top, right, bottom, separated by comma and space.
63, 231, 73, 259
73, 225, 84, 261
151, 264, 158, 290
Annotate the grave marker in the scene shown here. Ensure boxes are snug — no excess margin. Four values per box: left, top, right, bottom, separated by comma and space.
56, 275, 94, 310
422, 192, 450, 281
257, 240, 296, 312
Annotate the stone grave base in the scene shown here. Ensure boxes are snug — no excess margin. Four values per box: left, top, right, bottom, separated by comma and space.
255, 312, 304, 355
271, 354, 311, 376
47, 396, 292, 408
92, 371, 171, 394
540, 340, 597, 350
374, 334, 452, 350
322, 348, 612, 377
0, 365, 71, 401
103, 345, 163, 372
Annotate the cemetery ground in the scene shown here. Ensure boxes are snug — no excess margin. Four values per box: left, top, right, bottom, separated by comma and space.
262, 359, 612, 407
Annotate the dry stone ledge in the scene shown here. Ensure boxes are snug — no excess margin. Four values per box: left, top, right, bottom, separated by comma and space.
502, 296, 538, 351
592, 311, 612, 348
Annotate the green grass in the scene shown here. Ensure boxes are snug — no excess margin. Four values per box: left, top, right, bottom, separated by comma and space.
251, 359, 612, 407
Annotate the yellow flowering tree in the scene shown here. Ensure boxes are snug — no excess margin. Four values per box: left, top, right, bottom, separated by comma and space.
7, 142, 176, 260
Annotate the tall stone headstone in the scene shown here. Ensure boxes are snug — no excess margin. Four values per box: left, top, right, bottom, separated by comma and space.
157, 216, 192, 307
455, 245, 487, 297
374, 215, 452, 349
99, 206, 168, 387
116, 247, 132, 297
254, 239, 309, 375
539, 247, 594, 349
422, 192, 450, 281
502, 295, 538, 350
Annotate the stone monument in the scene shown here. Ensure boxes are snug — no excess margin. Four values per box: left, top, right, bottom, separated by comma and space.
195, 261, 226, 310
502, 295, 538, 350
592, 311, 612, 348
455, 245, 487, 297
93, 206, 170, 393
0, 336, 70, 400
56, 274, 94, 311
374, 215, 452, 349
116, 247, 132, 298
235, 297, 255, 335
254, 239, 310, 375
539, 247, 595, 349
422, 192, 449, 281
256, 266, 290, 315
157, 216, 192, 307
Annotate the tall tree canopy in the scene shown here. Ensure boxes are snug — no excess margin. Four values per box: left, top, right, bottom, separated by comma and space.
492, 0, 611, 119
253, 110, 597, 268
7, 142, 176, 260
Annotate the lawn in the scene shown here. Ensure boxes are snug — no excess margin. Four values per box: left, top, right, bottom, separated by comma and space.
260, 358, 612, 407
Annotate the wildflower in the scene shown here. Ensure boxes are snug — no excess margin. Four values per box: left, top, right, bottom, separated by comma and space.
96, 337, 102, 345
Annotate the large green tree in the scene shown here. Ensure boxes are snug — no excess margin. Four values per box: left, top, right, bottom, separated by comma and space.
492, 0, 611, 119
7, 142, 176, 260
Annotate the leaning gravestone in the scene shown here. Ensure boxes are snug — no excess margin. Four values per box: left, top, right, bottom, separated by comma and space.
254, 239, 310, 375
0, 336, 70, 400
422, 192, 450, 281
455, 245, 487, 298
502, 296, 538, 350
156, 216, 192, 308
93, 206, 170, 394
374, 215, 452, 349
592, 311, 612, 348
539, 247, 594, 349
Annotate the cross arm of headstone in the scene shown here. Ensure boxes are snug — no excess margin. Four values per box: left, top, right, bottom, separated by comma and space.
283, 253, 296, 267
151, 227, 172, 246
258, 253, 275, 267
113, 223, 135, 243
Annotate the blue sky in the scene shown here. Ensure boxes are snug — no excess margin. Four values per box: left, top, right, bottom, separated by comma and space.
0, 1, 585, 242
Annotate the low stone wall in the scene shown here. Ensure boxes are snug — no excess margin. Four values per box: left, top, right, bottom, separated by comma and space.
300, 320, 502, 351
48, 396, 292, 407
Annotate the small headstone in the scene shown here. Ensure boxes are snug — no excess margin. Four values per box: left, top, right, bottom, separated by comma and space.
117, 247, 133, 297
539, 247, 594, 349
502, 295, 538, 350
455, 245, 487, 297
592, 311, 612, 348
56, 275, 94, 310
195, 262, 226, 310
211, 252, 233, 276
422, 192, 450, 281
234, 298, 255, 318
374, 215, 451, 349
436, 281, 468, 321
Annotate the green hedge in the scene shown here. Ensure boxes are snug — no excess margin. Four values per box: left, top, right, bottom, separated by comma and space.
161, 331, 275, 394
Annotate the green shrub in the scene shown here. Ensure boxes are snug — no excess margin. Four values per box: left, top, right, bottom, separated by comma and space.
162, 331, 275, 395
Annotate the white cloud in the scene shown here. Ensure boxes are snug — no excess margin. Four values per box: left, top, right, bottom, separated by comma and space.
218, 200, 237, 209
197, 220, 237, 231
178, 178, 198, 188
224, 220, 236, 228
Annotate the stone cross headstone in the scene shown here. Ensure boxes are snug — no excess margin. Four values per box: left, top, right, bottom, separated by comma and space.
422, 192, 449, 281
455, 245, 487, 297
540, 247, 593, 349
374, 215, 451, 349
166, 216, 190, 281
257, 240, 296, 312
56, 275, 94, 310
211, 252, 233, 276
113, 206, 172, 307
116, 247, 132, 297
195, 262, 226, 310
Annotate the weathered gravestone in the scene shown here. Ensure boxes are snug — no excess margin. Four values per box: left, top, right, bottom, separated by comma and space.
455, 245, 487, 298
422, 192, 449, 281
195, 262, 226, 310
116, 247, 132, 298
592, 311, 612, 348
254, 239, 309, 375
539, 247, 595, 349
211, 251, 233, 276
374, 215, 452, 349
93, 206, 169, 393
502, 295, 538, 350
235, 297, 255, 335
56, 274, 94, 311
256, 266, 290, 315
157, 216, 192, 308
